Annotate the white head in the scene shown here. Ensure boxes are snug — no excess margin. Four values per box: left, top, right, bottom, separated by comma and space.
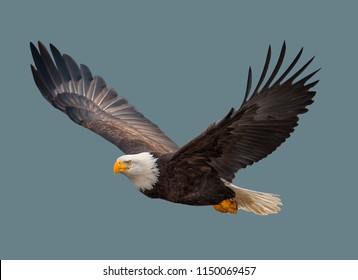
113, 152, 159, 191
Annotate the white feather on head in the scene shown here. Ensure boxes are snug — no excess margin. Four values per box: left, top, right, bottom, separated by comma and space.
116, 152, 159, 191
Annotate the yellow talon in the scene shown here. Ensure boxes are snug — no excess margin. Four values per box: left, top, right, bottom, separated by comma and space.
213, 203, 228, 213
213, 199, 238, 214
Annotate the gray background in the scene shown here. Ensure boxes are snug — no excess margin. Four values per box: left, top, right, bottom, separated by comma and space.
0, 0, 357, 259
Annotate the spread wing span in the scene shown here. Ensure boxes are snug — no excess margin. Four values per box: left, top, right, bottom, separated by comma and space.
172, 42, 319, 182
30, 42, 179, 154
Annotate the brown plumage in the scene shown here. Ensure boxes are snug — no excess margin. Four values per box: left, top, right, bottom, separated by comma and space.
30, 41, 318, 215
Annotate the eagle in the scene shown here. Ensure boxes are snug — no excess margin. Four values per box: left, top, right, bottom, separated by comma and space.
30, 41, 318, 215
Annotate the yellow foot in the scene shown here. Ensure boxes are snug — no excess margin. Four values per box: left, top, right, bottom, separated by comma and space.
213, 199, 238, 214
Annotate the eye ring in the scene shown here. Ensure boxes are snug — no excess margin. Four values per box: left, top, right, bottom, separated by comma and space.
124, 160, 132, 165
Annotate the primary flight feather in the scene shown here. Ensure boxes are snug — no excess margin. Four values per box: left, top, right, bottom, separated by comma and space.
30, 41, 318, 215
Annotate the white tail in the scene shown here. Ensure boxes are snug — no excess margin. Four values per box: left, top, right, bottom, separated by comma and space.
221, 179, 282, 215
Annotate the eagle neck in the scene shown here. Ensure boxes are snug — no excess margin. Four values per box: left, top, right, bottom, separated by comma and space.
127, 152, 160, 191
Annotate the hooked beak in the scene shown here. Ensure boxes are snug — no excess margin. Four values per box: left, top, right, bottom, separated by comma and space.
113, 160, 129, 174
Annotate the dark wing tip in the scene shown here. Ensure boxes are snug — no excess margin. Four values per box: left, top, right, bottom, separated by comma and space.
242, 67, 252, 105
252, 44, 272, 95
49, 43, 60, 53
296, 68, 321, 86
37, 41, 47, 51
285, 55, 315, 84
30, 64, 37, 75
261, 41, 287, 91
30, 41, 39, 59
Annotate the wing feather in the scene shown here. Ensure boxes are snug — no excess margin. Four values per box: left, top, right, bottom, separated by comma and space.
172, 42, 319, 181
30, 42, 179, 154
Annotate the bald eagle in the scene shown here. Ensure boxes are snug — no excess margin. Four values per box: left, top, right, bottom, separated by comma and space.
30, 42, 318, 215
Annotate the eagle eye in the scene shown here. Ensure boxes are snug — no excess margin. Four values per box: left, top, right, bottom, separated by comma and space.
124, 160, 132, 165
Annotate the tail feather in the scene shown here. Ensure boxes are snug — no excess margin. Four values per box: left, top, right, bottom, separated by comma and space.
222, 179, 282, 215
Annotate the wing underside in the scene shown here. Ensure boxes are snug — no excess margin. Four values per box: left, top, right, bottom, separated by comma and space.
30, 42, 179, 154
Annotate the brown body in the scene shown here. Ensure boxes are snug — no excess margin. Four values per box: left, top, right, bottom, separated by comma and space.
143, 154, 234, 205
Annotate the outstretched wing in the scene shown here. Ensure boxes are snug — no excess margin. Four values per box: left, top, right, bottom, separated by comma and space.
172, 42, 319, 182
30, 42, 179, 154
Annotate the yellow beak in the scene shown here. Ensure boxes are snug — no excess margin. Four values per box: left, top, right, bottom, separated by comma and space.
113, 160, 128, 174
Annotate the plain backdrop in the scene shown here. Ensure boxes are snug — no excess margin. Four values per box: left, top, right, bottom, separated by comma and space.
0, 0, 357, 259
